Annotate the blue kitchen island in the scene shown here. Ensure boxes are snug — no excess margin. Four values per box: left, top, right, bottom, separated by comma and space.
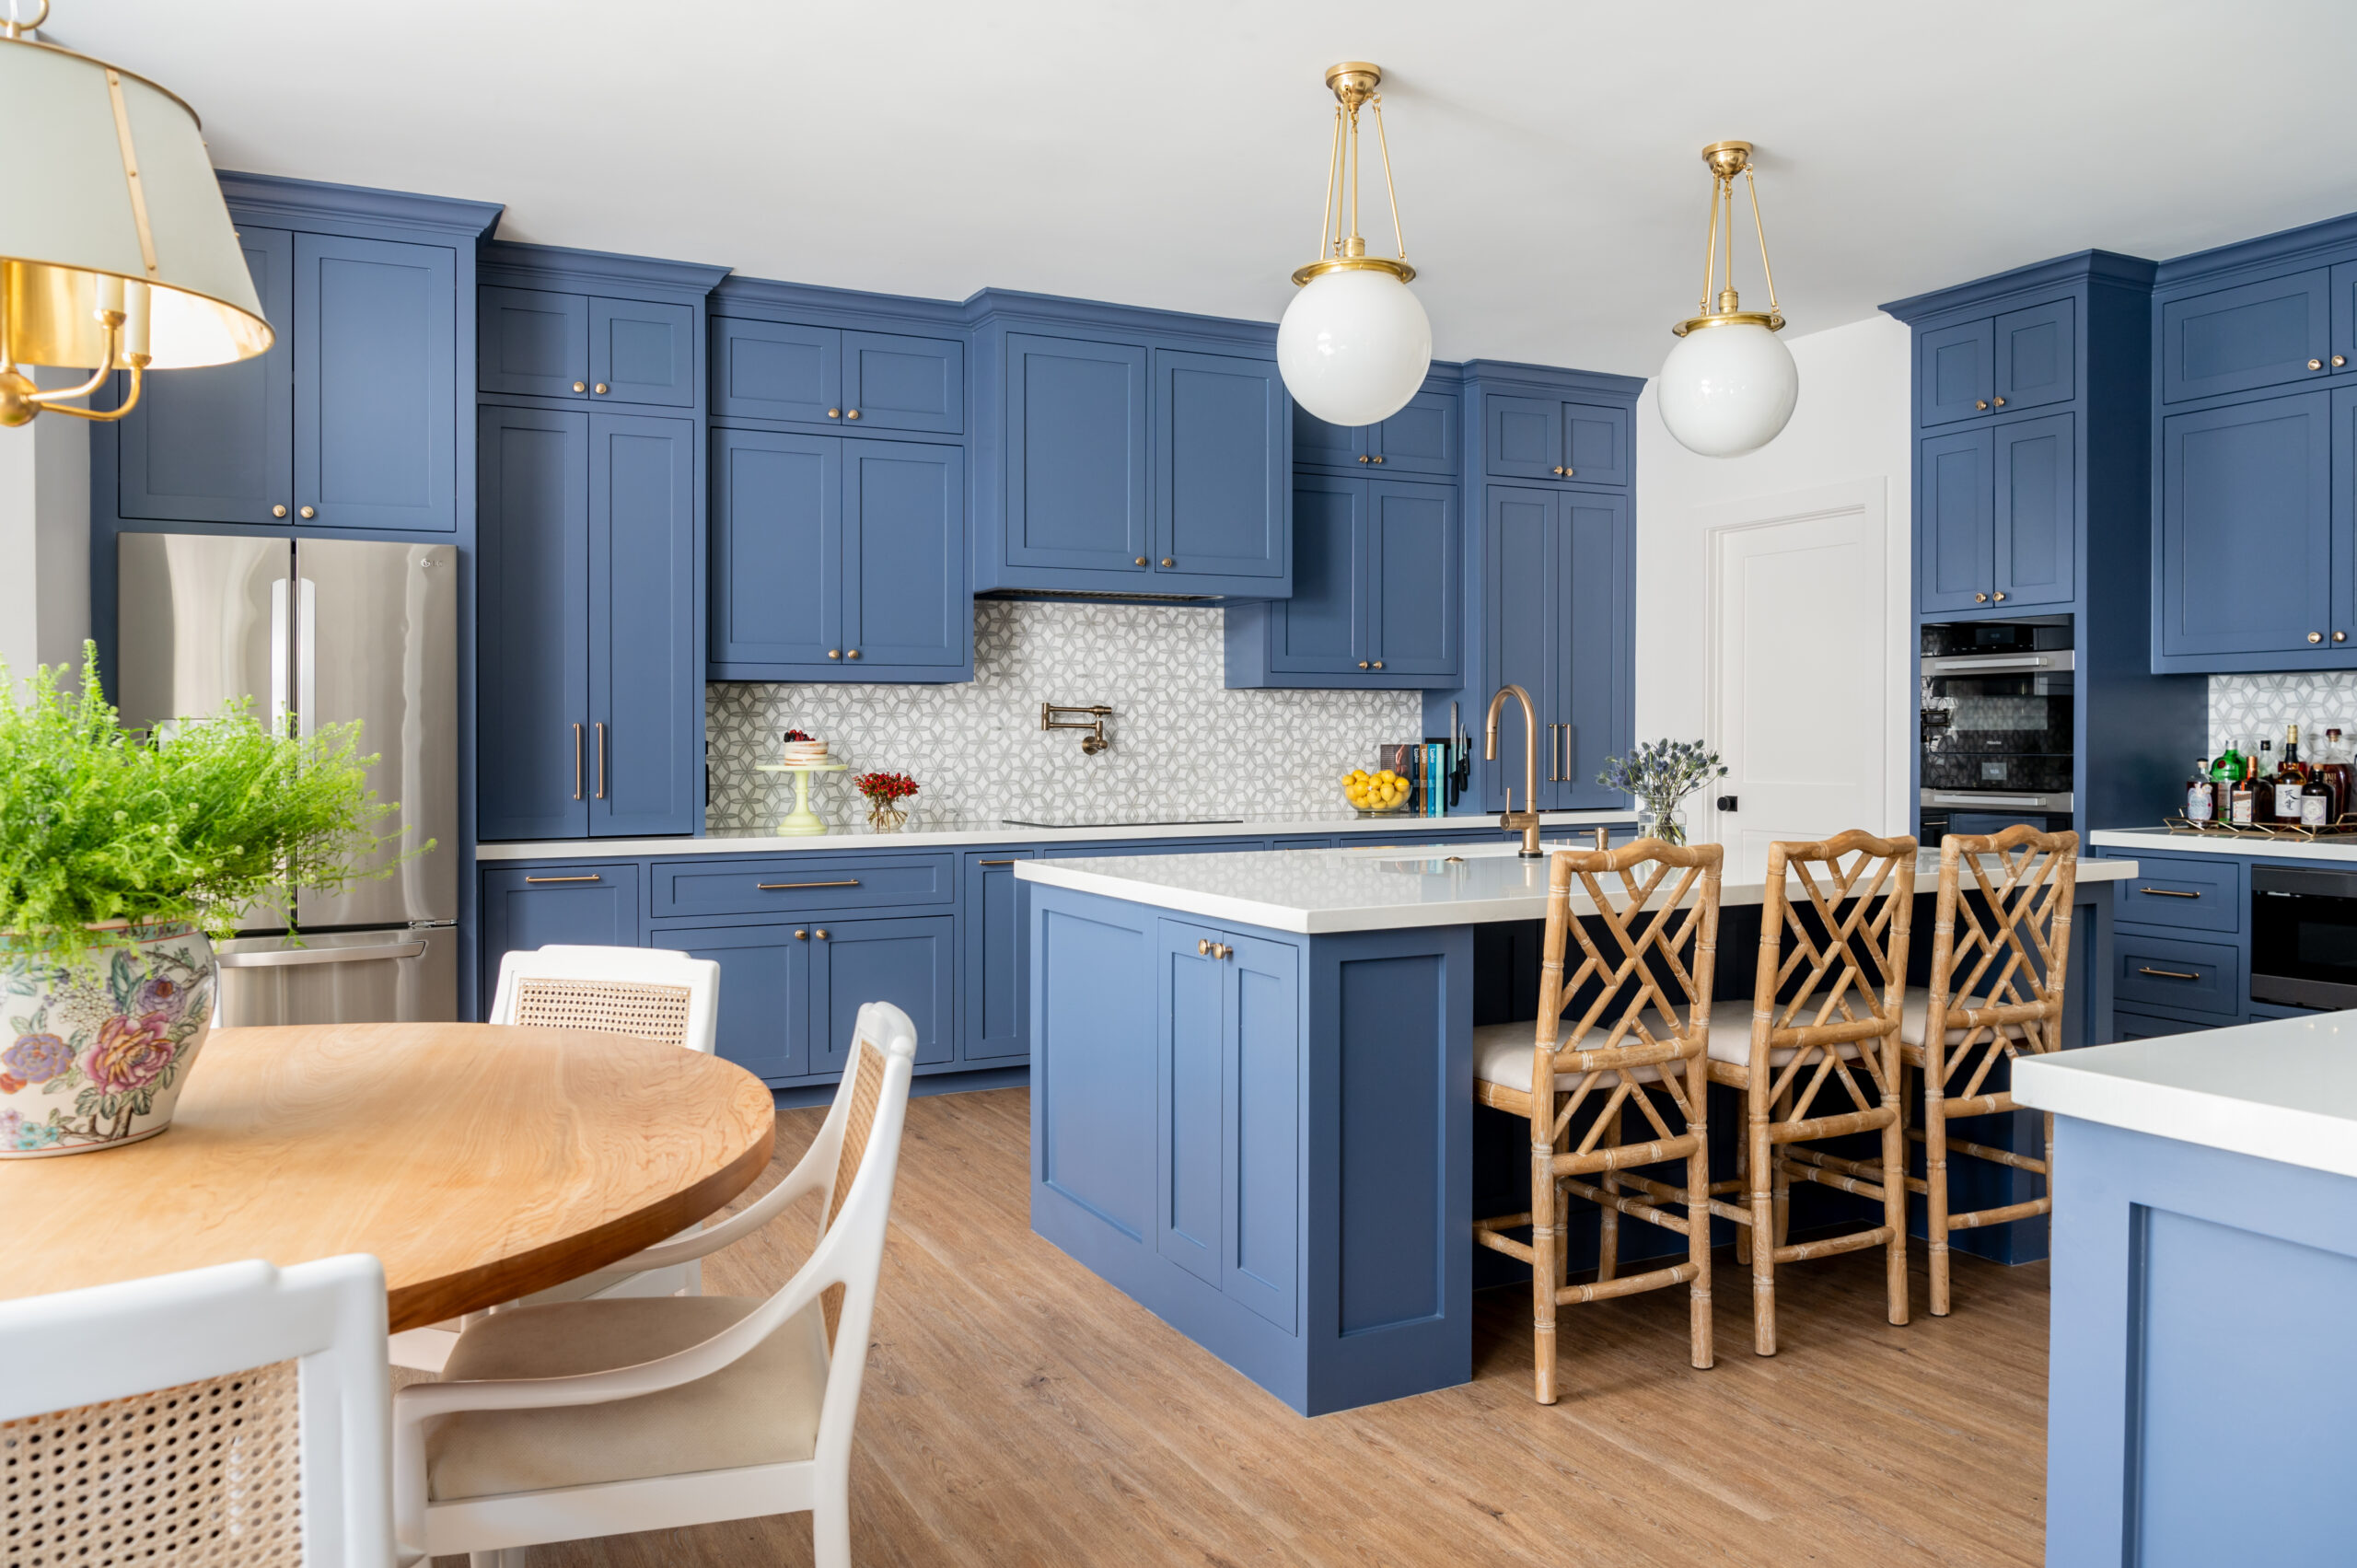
1022, 841, 2140, 1415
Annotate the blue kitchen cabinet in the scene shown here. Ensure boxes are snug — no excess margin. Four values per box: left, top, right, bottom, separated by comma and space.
1000, 332, 1150, 576
118, 227, 295, 525
666, 920, 815, 1082
2161, 269, 2333, 404
480, 864, 642, 998
1225, 476, 1457, 688
1920, 300, 2074, 427
1292, 389, 1458, 477
294, 233, 457, 533
1477, 484, 1631, 811
1481, 395, 1630, 486
1918, 427, 1994, 611
477, 405, 699, 840
842, 331, 964, 435
963, 851, 1037, 1062
1993, 412, 2076, 607
1918, 318, 1993, 426
481, 287, 695, 408
709, 427, 969, 681
2330, 261, 2357, 378
1154, 348, 1288, 582
709, 317, 962, 434
811, 915, 957, 1072
2155, 391, 2333, 663
1484, 485, 1553, 811
589, 297, 696, 408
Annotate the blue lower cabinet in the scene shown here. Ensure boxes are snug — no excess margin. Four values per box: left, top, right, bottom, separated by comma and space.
2111, 1008, 2206, 1041
665, 920, 814, 1082
2115, 852, 2241, 932
2115, 929, 2242, 1018
813, 916, 956, 1072
962, 851, 1036, 1062
480, 865, 642, 1000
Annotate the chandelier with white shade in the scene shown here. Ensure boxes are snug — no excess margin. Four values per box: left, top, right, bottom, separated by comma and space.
0, 0, 272, 428
1657, 141, 1799, 459
1276, 62, 1432, 429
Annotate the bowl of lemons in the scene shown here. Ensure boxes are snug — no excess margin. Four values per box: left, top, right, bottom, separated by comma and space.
1343, 767, 1412, 815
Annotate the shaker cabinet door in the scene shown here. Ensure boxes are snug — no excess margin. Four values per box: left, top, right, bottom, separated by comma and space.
711, 428, 842, 669
1365, 480, 1457, 679
1153, 348, 1288, 581
668, 920, 814, 1083
1918, 427, 1995, 613
1003, 333, 1150, 574
1269, 476, 1364, 674
809, 916, 957, 1074
1553, 492, 1631, 809
2162, 270, 2332, 404
478, 285, 588, 400
1483, 486, 1556, 810
840, 438, 968, 671
476, 407, 589, 841
712, 318, 842, 424
1992, 298, 2075, 413
842, 330, 964, 434
2157, 392, 2332, 659
293, 233, 456, 532
1157, 920, 1228, 1287
1371, 390, 1458, 476
586, 412, 697, 837
1918, 318, 1994, 427
1992, 412, 2075, 609
588, 296, 696, 408
962, 851, 1037, 1062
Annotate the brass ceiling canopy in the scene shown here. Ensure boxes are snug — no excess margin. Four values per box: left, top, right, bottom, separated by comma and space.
1672, 139, 1786, 338
1291, 60, 1414, 286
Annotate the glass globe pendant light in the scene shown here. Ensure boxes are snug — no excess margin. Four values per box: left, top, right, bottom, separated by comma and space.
1658, 141, 1798, 458
1277, 62, 1431, 428
0, 0, 273, 428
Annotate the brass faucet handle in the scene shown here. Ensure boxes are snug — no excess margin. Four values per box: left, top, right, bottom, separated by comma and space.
1500, 808, 1539, 830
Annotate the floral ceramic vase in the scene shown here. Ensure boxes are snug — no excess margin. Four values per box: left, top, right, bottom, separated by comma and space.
0, 923, 216, 1157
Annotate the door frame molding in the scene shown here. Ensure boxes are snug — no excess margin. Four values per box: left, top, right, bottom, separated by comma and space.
1694, 478, 1903, 849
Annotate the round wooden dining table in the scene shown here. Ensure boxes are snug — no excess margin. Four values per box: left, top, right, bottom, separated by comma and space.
0, 1022, 776, 1330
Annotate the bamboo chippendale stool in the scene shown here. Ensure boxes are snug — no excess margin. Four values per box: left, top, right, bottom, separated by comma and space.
1704, 830, 1917, 1355
1470, 839, 1724, 1403
1899, 825, 2079, 1316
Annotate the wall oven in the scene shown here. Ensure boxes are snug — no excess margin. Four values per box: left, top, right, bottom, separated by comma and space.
1920, 620, 2075, 834
2251, 864, 2357, 1011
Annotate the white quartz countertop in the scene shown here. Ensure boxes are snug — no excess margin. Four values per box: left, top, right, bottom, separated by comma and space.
2015, 1013, 2357, 1179
2090, 826, 2357, 863
473, 809, 1639, 861
1016, 842, 2139, 935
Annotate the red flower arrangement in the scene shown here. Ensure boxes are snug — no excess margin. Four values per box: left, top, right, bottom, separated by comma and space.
853, 771, 918, 803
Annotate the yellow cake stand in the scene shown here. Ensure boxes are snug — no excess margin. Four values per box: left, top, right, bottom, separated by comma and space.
755, 761, 848, 836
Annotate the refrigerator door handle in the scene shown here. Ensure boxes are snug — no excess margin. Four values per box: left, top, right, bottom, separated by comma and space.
295, 575, 318, 738
269, 576, 291, 734
215, 938, 430, 969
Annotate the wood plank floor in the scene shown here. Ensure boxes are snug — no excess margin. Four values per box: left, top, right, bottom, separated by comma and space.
437, 1087, 2049, 1567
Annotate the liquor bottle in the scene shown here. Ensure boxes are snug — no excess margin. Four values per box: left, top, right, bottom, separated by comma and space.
2211, 745, 2246, 822
2231, 774, 2257, 825
2252, 739, 2279, 823
2303, 769, 2335, 828
2275, 725, 2311, 820
2185, 758, 2215, 821
2322, 728, 2354, 823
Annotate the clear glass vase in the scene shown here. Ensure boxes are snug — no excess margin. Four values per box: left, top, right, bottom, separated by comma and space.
865, 799, 908, 833
1638, 802, 1689, 847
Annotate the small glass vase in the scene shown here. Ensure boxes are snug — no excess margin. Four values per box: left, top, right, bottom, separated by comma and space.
1638, 801, 1689, 847
865, 798, 908, 833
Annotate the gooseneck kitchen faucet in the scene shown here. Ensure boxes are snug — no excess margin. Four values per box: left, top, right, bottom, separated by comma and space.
1485, 683, 1543, 858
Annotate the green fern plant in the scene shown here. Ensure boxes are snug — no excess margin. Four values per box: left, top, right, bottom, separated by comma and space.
0, 644, 424, 963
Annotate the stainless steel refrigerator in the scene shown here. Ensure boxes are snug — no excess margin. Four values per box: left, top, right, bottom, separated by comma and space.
116, 533, 459, 1024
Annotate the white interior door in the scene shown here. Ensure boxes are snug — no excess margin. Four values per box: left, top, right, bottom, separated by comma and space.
1704, 495, 1891, 874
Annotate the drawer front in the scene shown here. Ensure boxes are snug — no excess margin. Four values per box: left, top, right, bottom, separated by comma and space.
650, 854, 955, 918
2113, 853, 2242, 933
2114, 932, 2241, 1018
2113, 1007, 2210, 1041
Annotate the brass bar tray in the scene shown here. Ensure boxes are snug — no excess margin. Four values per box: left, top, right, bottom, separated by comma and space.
2160, 815, 2357, 842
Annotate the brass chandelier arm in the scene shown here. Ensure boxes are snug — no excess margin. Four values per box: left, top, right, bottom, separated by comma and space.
1, 309, 148, 426
1673, 141, 1786, 337
1297, 62, 1411, 276
1746, 167, 1782, 320
31, 359, 143, 422
1319, 104, 1342, 261
1371, 95, 1406, 260
1697, 173, 1721, 317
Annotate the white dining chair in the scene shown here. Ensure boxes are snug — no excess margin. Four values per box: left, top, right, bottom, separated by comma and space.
390, 944, 727, 1376
394, 999, 917, 1568
0, 1254, 396, 1568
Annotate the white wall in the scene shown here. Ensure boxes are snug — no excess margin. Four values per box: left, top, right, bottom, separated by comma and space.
1632, 313, 1914, 831
0, 386, 91, 691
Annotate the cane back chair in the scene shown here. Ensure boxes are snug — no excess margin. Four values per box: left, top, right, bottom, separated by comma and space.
1901, 825, 2078, 1316
1471, 838, 1724, 1403
1704, 830, 1917, 1355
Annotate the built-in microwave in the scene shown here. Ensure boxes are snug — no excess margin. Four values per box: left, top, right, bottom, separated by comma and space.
2250, 864, 2357, 1011
1919, 620, 2075, 832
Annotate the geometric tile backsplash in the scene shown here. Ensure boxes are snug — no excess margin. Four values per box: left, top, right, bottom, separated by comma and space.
705, 599, 1423, 833
2209, 672, 2357, 758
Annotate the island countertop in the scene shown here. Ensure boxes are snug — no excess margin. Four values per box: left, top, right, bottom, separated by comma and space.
1016, 841, 2141, 935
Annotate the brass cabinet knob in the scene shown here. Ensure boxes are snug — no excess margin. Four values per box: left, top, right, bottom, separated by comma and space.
1974, 591, 1989, 602
299, 505, 316, 518
273, 504, 287, 517
2338, 356, 2350, 368
1160, 557, 1174, 568
2312, 359, 2327, 371
2337, 632, 2349, 643
846, 409, 861, 419
828, 408, 841, 418
2312, 631, 2327, 644
846, 648, 860, 658
1198, 937, 1212, 955
1551, 466, 1565, 475
828, 649, 841, 659
573, 381, 586, 393
1992, 591, 2007, 601
814, 928, 830, 939
1357, 661, 1370, 669
594, 383, 609, 394
1371, 660, 1384, 668
1976, 400, 1990, 411
795, 929, 808, 941
1370, 455, 1384, 463
1358, 454, 1371, 463
1134, 556, 1148, 566
1993, 396, 2007, 407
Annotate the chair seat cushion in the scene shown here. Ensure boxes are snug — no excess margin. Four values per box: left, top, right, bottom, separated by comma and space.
426, 1295, 829, 1502
1698, 1007, 1874, 1068
1473, 1020, 1667, 1090
1898, 987, 2026, 1048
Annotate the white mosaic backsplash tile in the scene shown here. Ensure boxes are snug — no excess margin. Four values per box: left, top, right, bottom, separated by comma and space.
705, 600, 1423, 832
2209, 672, 2357, 758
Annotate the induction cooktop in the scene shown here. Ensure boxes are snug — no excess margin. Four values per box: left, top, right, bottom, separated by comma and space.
999, 813, 1247, 829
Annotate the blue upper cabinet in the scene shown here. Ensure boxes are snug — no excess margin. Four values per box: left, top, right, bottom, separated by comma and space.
710, 316, 962, 434
295, 233, 457, 533
1920, 319, 1993, 425
1001, 332, 1151, 575
1225, 475, 1457, 688
480, 287, 696, 407
2162, 270, 2332, 404
712, 428, 840, 669
1480, 393, 1628, 485
2156, 391, 2334, 663
1154, 348, 1286, 582
118, 227, 295, 525
1996, 300, 2076, 412
589, 298, 696, 408
842, 439, 969, 670
843, 330, 964, 434
586, 413, 697, 835
1994, 412, 2076, 608
1918, 427, 1994, 612
1292, 389, 1459, 477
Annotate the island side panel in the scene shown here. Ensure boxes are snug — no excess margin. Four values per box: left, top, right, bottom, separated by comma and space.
2047, 1116, 2357, 1568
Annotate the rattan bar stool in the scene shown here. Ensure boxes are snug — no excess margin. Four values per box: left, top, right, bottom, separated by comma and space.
1470, 838, 1724, 1403
1704, 830, 1917, 1355
1899, 825, 2079, 1316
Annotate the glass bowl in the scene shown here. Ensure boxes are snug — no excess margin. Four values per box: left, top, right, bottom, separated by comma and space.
1342, 772, 1412, 816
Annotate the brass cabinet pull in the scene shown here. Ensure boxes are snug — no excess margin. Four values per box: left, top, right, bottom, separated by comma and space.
1559, 723, 1570, 781
1975, 400, 1990, 411
2338, 355, 2351, 368
1974, 592, 1990, 602
814, 928, 830, 939
1564, 468, 1573, 478
977, 859, 1016, 866
1134, 556, 1148, 566
1358, 660, 1370, 669
828, 408, 841, 418
1358, 454, 1371, 464
2137, 966, 2200, 981
828, 649, 841, 659
757, 878, 861, 889
2311, 359, 2327, 371
2135, 887, 2200, 898
573, 381, 586, 393
1992, 591, 2007, 601
1198, 937, 1212, 955
1195, 937, 1233, 959
2311, 632, 2327, 645
299, 505, 316, 518
572, 723, 584, 800
524, 874, 600, 883
2338, 632, 2350, 643
1371, 659, 1384, 669
1551, 466, 1565, 476
1370, 455, 1384, 464
795, 928, 808, 940
845, 409, 861, 420
595, 382, 610, 394
846, 648, 860, 659
1160, 557, 1175, 568
595, 722, 607, 800
1993, 396, 2006, 407
273, 504, 287, 517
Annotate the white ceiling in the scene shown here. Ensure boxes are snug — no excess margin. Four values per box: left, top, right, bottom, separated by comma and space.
47, 0, 2357, 377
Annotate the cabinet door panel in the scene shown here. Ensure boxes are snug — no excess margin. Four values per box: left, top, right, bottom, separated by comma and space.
2159, 392, 2331, 658
1993, 298, 2074, 412
2330, 261, 2357, 382
1484, 394, 1561, 480
1561, 401, 1628, 487
842, 439, 968, 669
120, 226, 293, 524
712, 428, 840, 668
480, 865, 639, 1004
1271, 476, 1363, 673
1919, 318, 1993, 426
712, 319, 840, 424
843, 330, 963, 434
1154, 348, 1287, 579
668, 921, 811, 1082
476, 407, 588, 841
2163, 270, 2331, 403
587, 413, 696, 836
1223, 931, 1299, 1330
1483, 486, 1554, 810
1918, 427, 1995, 613
1004, 333, 1149, 571
811, 916, 956, 1073
589, 297, 695, 408
1158, 920, 1226, 1285
1993, 412, 2075, 608
1373, 390, 1457, 476
962, 851, 1037, 1062
1366, 480, 1457, 679
478, 285, 587, 399
294, 233, 455, 532
1292, 401, 1364, 468
1556, 493, 1631, 809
